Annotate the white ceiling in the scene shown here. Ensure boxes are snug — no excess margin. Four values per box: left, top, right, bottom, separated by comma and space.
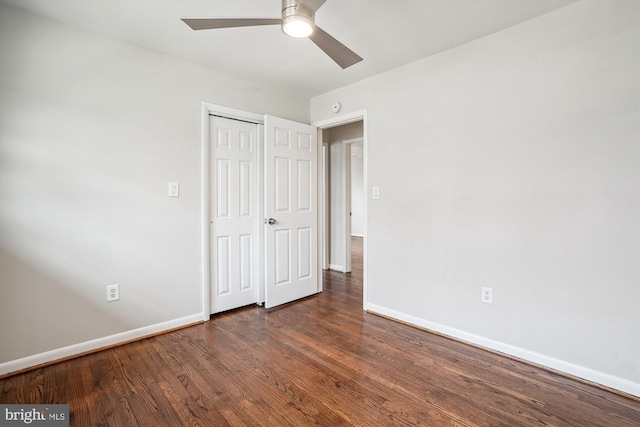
2, 0, 577, 97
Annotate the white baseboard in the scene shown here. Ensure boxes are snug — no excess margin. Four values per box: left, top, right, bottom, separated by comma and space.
329, 264, 345, 272
366, 303, 640, 398
0, 313, 203, 376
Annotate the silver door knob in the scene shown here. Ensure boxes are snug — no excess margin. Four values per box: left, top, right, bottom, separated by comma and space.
267, 218, 277, 225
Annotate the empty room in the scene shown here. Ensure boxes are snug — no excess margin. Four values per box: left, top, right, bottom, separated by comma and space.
0, 0, 638, 425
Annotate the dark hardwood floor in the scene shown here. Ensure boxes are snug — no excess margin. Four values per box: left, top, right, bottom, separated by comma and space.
1, 237, 639, 426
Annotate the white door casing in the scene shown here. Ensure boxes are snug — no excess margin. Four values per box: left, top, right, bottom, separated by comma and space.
322, 143, 329, 270
342, 137, 364, 274
264, 115, 319, 309
342, 141, 352, 273
209, 115, 259, 313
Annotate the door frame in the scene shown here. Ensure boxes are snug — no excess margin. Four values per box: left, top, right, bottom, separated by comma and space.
322, 142, 329, 271
341, 137, 363, 273
201, 102, 265, 320
313, 110, 368, 310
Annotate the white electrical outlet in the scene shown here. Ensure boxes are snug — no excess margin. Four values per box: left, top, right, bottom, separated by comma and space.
481, 287, 493, 304
107, 284, 120, 302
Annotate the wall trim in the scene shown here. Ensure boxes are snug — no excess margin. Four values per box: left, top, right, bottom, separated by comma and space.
329, 264, 345, 272
0, 313, 203, 377
366, 303, 640, 398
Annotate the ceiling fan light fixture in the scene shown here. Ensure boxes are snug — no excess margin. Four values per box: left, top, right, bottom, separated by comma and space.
282, 14, 313, 38
184, 0, 363, 68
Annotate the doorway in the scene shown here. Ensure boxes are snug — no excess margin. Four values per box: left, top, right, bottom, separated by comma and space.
320, 124, 363, 273
313, 111, 368, 310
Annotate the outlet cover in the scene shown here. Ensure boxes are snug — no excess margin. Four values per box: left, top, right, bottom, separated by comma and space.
481, 287, 493, 304
107, 284, 120, 302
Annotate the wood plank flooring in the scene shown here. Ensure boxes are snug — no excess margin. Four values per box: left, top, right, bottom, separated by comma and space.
2, 237, 639, 426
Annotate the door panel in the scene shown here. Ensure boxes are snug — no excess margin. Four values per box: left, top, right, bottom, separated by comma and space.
298, 227, 311, 279
265, 116, 319, 308
275, 157, 290, 212
275, 229, 290, 285
210, 116, 259, 313
239, 234, 252, 289
298, 160, 311, 211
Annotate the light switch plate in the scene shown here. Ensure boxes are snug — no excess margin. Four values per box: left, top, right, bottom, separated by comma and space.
372, 187, 380, 199
168, 182, 180, 197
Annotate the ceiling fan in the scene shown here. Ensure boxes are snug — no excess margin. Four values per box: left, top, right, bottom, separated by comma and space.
182, 0, 363, 69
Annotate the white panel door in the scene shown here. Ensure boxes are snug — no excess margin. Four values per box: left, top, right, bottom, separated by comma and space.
264, 115, 319, 308
210, 116, 259, 313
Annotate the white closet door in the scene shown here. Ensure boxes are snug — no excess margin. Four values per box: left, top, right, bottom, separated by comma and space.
210, 116, 259, 313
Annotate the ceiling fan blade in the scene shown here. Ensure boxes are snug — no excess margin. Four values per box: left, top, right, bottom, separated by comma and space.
309, 25, 363, 69
182, 18, 281, 31
297, 0, 328, 15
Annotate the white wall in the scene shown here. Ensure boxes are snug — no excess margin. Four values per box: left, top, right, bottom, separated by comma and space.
351, 143, 365, 237
0, 3, 308, 369
311, 0, 639, 395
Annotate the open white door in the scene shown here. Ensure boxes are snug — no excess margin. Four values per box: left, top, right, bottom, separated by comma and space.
264, 115, 319, 308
